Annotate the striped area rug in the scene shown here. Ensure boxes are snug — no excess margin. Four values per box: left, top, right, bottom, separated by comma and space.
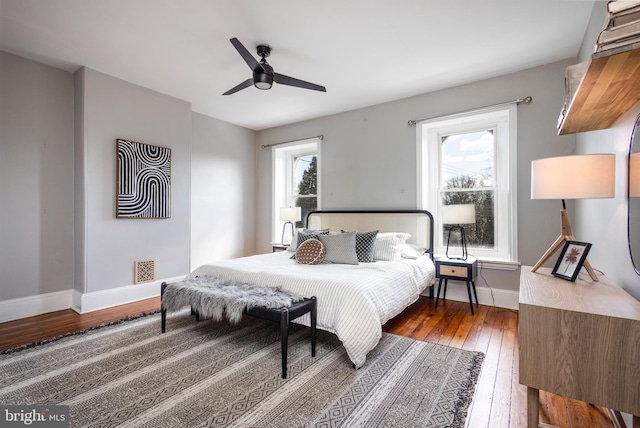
0, 311, 484, 427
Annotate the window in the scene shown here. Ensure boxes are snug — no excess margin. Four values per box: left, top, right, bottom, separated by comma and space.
273, 138, 321, 242
417, 106, 517, 262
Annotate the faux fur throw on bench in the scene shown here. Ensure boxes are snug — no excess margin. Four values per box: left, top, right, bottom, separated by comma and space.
162, 276, 305, 324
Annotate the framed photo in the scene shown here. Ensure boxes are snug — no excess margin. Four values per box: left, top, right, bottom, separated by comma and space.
552, 241, 592, 281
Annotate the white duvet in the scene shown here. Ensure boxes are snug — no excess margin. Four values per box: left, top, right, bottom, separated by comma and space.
187, 252, 436, 368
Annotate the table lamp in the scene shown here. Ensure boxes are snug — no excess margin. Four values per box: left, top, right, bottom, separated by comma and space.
279, 206, 301, 245
442, 203, 476, 260
530, 153, 615, 281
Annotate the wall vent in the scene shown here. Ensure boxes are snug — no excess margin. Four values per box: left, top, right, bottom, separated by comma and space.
134, 259, 156, 284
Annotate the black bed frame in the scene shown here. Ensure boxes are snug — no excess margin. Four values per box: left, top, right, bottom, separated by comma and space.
305, 209, 436, 298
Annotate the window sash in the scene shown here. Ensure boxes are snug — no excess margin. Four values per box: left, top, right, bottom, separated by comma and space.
273, 139, 321, 241
417, 106, 517, 262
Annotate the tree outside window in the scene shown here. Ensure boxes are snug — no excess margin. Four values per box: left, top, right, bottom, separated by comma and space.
293, 155, 317, 228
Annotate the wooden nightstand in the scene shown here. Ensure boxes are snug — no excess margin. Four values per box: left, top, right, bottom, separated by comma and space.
272, 244, 288, 252
435, 256, 478, 314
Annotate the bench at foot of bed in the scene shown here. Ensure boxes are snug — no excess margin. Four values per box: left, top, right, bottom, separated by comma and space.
160, 281, 316, 379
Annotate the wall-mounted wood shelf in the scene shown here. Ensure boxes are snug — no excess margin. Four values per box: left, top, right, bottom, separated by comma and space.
558, 43, 640, 135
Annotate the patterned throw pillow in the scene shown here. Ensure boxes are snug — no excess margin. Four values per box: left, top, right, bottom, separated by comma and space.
318, 232, 359, 265
287, 228, 330, 252
295, 239, 326, 265
342, 230, 378, 263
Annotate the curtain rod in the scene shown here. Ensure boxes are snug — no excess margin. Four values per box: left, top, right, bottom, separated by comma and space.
261, 135, 324, 149
407, 96, 532, 126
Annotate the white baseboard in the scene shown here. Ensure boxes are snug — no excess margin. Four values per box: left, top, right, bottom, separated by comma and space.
0, 290, 74, 323
423, 282, 519, 310
0, 276, 186, 323
1, 276, 517, 324
72, 275, 185, 314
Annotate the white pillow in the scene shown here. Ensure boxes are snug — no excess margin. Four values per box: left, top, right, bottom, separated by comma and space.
318, 232, 359, 265
286, 229, 302, 252
401, 243, 426, 259
373, 232, 411, 261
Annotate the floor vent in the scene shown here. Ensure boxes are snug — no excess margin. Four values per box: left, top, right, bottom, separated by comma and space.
134, 259, 156, 284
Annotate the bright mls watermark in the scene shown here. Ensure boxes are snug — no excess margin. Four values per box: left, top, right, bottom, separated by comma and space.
1, 406, 69, 427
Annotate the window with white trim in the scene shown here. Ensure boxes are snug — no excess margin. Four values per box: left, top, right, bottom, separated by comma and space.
273, 138, 321, 243
417, 106, 517, 262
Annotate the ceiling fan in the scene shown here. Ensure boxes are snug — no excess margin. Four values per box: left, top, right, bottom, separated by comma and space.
223, 37, 326, 95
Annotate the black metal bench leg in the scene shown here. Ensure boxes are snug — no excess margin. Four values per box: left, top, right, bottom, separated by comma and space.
310, 296, 317, 358
161, 282, 167, 333
280, 308, 290, 379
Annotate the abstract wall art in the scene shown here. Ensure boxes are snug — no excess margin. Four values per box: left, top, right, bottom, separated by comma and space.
117, 139, 171, 218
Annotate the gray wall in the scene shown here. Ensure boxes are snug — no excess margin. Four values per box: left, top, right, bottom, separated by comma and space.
0, 51, 74, 300
75, 67, 192, 293
191, 112, 256, 269
574, 2, 640, 299
256, 59, 577, 292
1, 52, 256, 314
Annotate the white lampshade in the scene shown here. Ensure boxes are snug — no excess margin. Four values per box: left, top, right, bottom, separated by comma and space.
531, 154, 615, 200
631, 152, 640, 198
279, 206, 301, 222
442, 204, 476, 224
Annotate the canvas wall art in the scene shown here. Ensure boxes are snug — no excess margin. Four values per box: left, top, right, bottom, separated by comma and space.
117, 139, 171, 218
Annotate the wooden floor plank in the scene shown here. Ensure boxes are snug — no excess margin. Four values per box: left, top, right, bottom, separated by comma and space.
466, 307, 507, 428
421, 301, 464, 342
448, 304, 489, 349
487, 309, 517, 428
510, 321, 528, 428
0, 295, 618, 427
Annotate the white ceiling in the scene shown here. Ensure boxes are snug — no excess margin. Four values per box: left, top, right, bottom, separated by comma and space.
0, 0, 596, 131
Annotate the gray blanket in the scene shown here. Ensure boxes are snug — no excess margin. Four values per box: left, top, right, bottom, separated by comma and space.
161, 276, 304, 323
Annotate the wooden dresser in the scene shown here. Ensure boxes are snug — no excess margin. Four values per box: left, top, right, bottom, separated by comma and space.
519, 267, 640, 428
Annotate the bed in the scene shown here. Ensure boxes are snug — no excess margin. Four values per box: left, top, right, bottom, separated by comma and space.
187, 210, 436, 368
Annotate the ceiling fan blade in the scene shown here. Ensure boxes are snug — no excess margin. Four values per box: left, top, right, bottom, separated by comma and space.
222, 78, 253, 95
274, 73, 326, 92
229, 38, 263, 73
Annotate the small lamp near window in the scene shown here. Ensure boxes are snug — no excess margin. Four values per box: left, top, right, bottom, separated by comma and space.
531, 154, 615, 281
279, 207, 301, 245
442, 204, 476, 260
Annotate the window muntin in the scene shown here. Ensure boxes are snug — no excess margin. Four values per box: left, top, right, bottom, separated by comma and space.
440, 130, 496, 250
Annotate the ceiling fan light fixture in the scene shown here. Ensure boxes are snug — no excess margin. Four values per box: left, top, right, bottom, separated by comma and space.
223, 38, 325, 95
253, 72, 273, 90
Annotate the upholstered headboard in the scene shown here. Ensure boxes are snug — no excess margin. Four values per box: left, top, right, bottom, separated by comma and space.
306, 210, 434, 260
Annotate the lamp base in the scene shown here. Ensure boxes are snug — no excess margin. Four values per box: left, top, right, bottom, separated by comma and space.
531, 208, 598, 281
281, 221, 295, 246
445, 226, 468, 261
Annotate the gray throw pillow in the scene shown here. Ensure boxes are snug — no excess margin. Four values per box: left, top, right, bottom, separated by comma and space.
319, 232, 359, 265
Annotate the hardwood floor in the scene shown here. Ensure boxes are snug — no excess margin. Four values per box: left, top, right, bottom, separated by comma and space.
0, 296, 617, 427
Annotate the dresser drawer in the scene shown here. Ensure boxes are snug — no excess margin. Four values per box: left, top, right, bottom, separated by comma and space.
438, 264, 468, 279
